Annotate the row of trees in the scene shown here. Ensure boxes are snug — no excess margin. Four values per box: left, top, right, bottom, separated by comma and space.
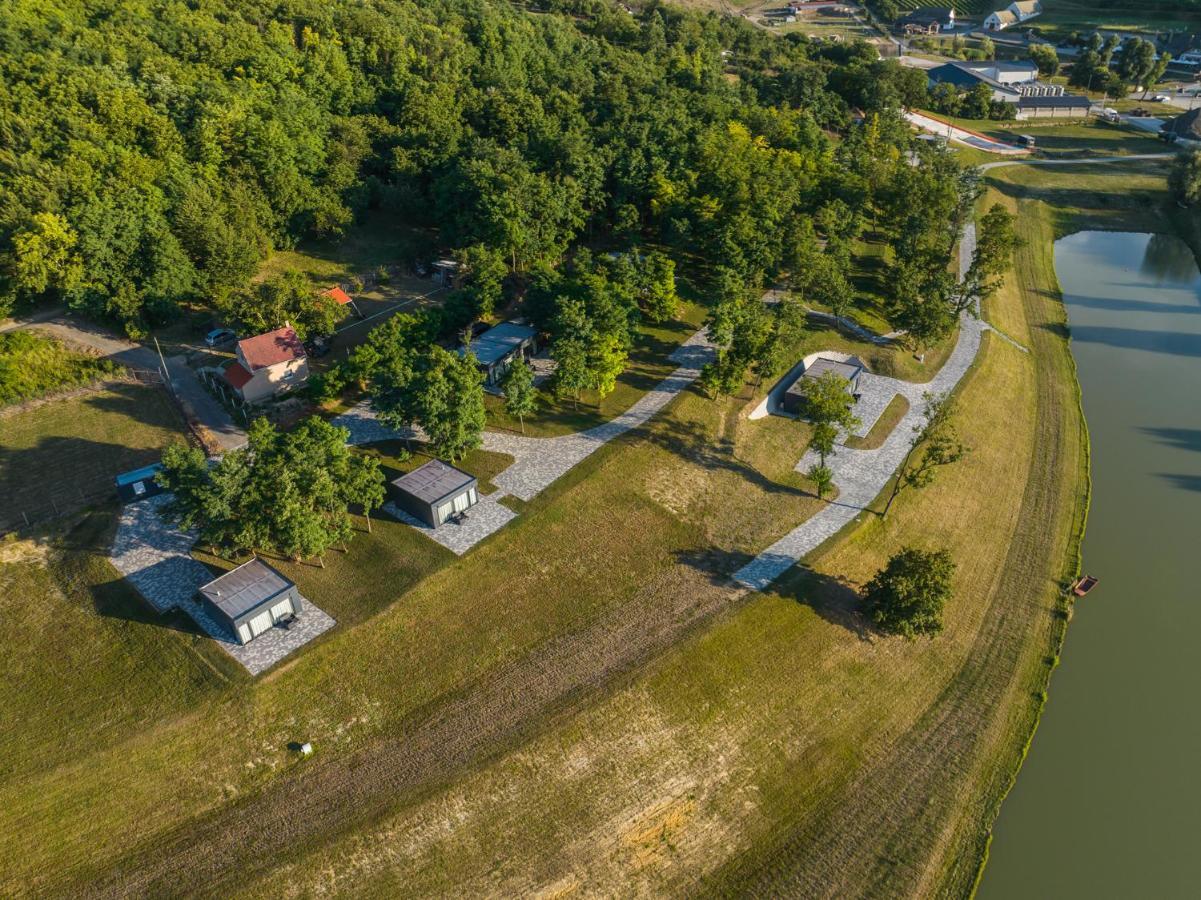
1069, 34, 1172, 99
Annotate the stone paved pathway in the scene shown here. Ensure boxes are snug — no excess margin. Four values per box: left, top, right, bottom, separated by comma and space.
733, 223, 988, 592
111, 495, 336, 675
382, 496, 517, 556
334, 327, 715, 515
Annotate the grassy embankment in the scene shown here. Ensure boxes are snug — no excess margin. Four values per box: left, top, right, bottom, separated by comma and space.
0, 330, 120, 405
0, 380, 187, 533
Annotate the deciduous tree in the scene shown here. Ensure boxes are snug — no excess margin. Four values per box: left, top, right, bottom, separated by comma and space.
864, 546, 956, 638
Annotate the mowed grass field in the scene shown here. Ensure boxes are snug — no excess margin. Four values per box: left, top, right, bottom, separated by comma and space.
0, 381, 188, 532
1, 160, 1141, 896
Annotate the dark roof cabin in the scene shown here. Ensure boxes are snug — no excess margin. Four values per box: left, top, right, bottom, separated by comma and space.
1016, 94, 1091, 118
462, 321, 539, 388
388, 459, 480, 528
115, 463, 166, 503
1164, 107, 1201, 142
897, 7, 955, 34
783, 357, 864, 415
198, 558, 303, 645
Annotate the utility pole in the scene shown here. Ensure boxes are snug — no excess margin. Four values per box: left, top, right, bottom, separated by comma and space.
153, 335, 176, 399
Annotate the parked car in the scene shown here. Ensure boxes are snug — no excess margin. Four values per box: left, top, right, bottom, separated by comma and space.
1129, 107, 1151, 117
204, 327, 236, 347
304, 335, 333, 357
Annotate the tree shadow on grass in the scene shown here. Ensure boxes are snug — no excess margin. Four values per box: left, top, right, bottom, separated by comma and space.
642, 417, 811, 499
773, 564, 875, 643
674, 547, 756, 587
673, 547, 875, 642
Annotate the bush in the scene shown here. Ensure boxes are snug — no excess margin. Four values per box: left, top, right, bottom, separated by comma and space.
0, 331, 121, 406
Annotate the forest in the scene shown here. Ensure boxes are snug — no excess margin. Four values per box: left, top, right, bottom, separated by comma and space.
0, 0, 949, 342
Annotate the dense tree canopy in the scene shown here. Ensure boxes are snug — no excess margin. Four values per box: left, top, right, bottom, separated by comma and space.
0, 0, 951, 340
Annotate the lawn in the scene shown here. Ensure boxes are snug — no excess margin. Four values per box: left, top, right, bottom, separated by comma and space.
845, 393, 910, 450
917, 114, 1168, 159
0, 330, 120, 406
0, 511, 241, 787
0, 381, 188, 533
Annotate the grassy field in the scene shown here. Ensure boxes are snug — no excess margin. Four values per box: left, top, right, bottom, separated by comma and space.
0, 153, 1110, 897
215, 164, 1096, 896
0, 381, 187, 533
920, 114, 1168, 158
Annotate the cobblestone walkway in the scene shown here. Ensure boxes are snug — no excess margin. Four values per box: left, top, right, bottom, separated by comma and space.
382, 496, 517, 555
734, 223, 986, 592
111, 495, 336, 675
333, 328, 715, 538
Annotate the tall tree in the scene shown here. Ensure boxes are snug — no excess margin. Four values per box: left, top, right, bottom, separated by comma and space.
799, 370, 860, 464
864, 546, 956, 638
501, 358, 538, 434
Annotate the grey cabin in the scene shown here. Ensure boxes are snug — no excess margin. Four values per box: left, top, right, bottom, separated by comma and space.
783, 357, 863, 415
198, 558, 303, 645
388, 459, 479, 528
463, 321, 539, 387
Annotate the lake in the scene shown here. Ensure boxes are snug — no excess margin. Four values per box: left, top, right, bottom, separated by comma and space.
979, 231, 1201, 898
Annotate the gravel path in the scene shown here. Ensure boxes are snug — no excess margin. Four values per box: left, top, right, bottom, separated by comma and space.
334, 327, 715, 507
734, 223, 986, 591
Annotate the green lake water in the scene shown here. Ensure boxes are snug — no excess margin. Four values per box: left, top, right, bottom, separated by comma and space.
979, 231, 1201, 898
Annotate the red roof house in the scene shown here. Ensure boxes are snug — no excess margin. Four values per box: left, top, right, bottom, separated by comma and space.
223, 326, 309, 403
321, 286, 353, 306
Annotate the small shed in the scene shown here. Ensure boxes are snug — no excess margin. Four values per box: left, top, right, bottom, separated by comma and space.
115, 463, 166, 503
198, 558, 303, 645
321, 285, 361, 318
783, 357, 864, 415
432, 259, 459, 288
388, 459, 479, 528
463, 321, 539, 388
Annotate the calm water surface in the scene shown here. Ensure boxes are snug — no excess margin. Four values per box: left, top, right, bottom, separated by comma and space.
980, 231, 1201, 898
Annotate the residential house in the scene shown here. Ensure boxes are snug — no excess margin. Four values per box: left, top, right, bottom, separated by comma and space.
984, 1, 1042, 31
462, 320, 539, 389
222, 325, 309, 403
388, 459, 479, 528
198, 558, 304, 645
896, 7, 956, 36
